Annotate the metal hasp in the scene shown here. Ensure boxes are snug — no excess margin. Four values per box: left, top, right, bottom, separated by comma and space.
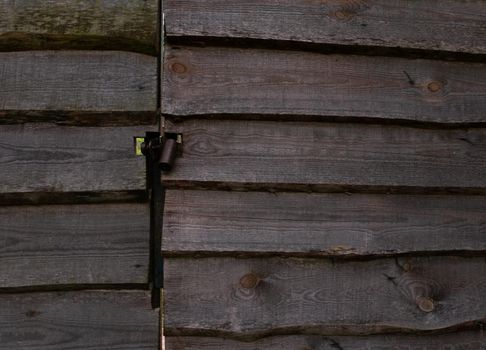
138, 131, 181, 308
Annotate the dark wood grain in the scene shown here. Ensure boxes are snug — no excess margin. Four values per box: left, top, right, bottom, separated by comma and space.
164, 256, 486, 338
0, 290, 158, 349
166, 331, 486, 350
0, 123, 150, 203
164, 0, 486, 56
162, 190, 486, 257
0, 0, 158, 54
0, 203, 149, 289
162, 46, 486, 124
0, 51, 156, 119
162, 119, 486, 193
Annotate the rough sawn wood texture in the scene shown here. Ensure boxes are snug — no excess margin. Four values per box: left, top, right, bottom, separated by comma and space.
0, 290, 159, 350
164, 0, 486, 56
163, 190, 486, 257
162, 46, 486, 124
0, 0, 159, 54
164, 256, 486, 339
0, 203, 149, 289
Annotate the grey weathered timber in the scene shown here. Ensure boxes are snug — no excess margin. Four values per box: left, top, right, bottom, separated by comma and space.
162, 190, 486, 257
162, 46, 486, 124
162, 120, 486, 193
0, 123, 150, 203
0, 51, 156, 119
0, 0, 158, 54
166, 331, 486, 350
0, 290, 159, 349
0, 203, 149, 289
164, 256, 486, 338
164, 0, 486, 56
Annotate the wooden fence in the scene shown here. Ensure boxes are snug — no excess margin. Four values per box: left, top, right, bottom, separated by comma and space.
1, 1, 486, 349
161, 0, 486, 348
0, 1, 159, 349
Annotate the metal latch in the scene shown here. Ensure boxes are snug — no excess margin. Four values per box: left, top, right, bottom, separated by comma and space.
134, 132, 182, 309
135, 132, 182, 171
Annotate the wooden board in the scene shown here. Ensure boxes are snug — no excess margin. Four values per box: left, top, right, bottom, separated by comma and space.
162, 46, 486, 124
162, 190, 486, 257
0, 51, 156, 118
0, 0, 158, 54
0, 290, 158, 349
166, 331, 486, 350
0, 203, 149, 289
162, 120, 486, 193
0, 123, 150, 203
164, 0, 486, 56
164, 256, 486, 338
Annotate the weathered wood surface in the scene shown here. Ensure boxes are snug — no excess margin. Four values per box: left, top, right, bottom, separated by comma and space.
0, 203, 149, 289
0, 123, 150, 203
162, 190, 486, 257
166, 331, 486, 350
0, 0, 158, 54
164, 256, 486, 338
0, 51, 156, 118
162, 46, 486, 124
164, 0, 486, 56
162, 120, 486, 193
0, 290, 158, 349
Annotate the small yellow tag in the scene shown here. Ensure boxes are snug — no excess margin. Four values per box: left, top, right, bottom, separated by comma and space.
134, 137, 145, 156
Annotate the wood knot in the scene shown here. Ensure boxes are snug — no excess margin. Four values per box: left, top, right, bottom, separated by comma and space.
416, 296, 435, 313
334, 10, 354, 20
169, 61, 188, 74
427, 81, 442, 93
240, 273, 260, 289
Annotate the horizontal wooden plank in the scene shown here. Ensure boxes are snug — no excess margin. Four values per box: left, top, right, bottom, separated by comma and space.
0, 203, 149, 289
164, 0, 486, 56
0, 123, 150, 203
0, 0, 158, 54
0, 51, 156, 117
162, 190, 486, 257
0, 290, 158, 349
162, 46, 486, 124
164, 256, 486, 338
162, 120, 486, 193
166, 331, 486, 350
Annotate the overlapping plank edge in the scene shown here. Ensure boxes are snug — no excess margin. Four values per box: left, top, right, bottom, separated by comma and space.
0, 290, 158, 350
0, 203, 149, 290
0, 0, 159, 55
162, 190, 486, 257
0, 123, 151, 204
161, 119, 486, 193
162, 46, 486, 124
163, 0, 486, 57
165, 331, 486, 350
0, 51, 157, 124
164, 256, 486, 339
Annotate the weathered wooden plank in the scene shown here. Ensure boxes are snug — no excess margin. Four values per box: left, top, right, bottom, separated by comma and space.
0, 0, 158, 54
165, 256, 486, 338
166, 331, 486, 350
0, 123, 150, 203
162, 46, 486, 124
0, 203, 149, 289
162, 190, 486, 257
0, 51, 156, 119
164, 0, 486, 56
162, 120, 486, 193
0, 290, 158, 349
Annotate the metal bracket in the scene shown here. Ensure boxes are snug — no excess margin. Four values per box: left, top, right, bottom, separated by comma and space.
135, 132, 181, 308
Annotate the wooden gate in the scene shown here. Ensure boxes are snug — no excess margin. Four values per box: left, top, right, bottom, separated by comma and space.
160, 1, 486, 348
